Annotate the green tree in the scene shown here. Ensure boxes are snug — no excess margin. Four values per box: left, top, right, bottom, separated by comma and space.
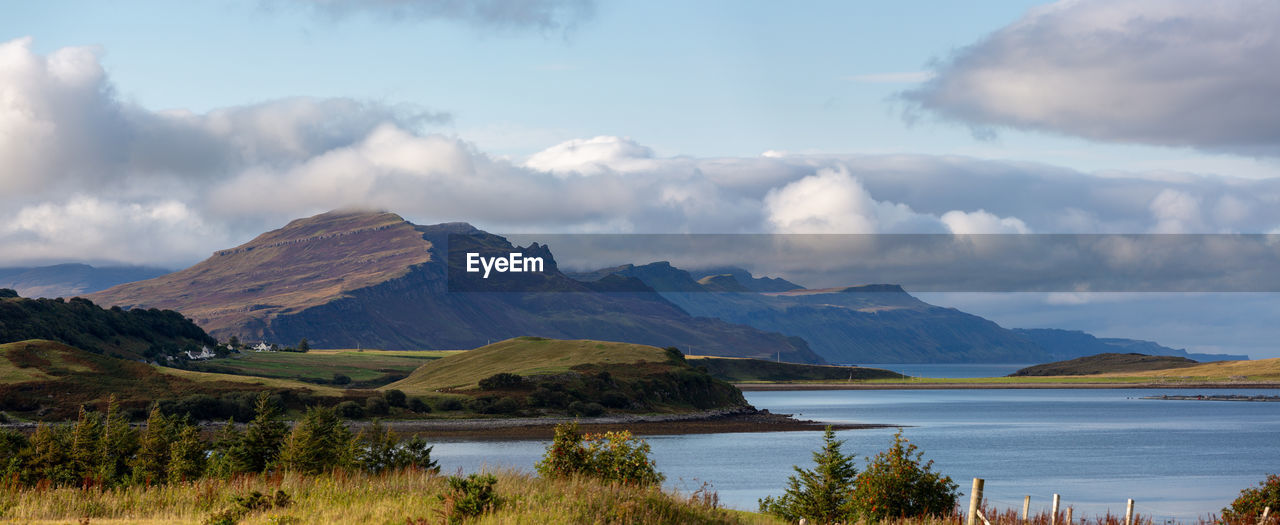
97, 395, 138, 485
297, 338, 310, 352
167, 423, 207, 482
239, 392, 287, 472
25, 422, 74, 485
68, 405, 103, 483
535, 422, 663, 485
852, 429, 958, 521
204, 418, 245, 478
383, 389, 407, 408
759, 426, 858, 524
131, 406, 176, 484
278, 406, 355, 474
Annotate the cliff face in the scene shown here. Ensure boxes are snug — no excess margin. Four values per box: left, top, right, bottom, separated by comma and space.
87, 211, 823, 363
577, 263, 1051, 364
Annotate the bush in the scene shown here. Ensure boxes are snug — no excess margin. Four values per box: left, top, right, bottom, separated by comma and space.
567, 400, 604, 417
335, 400, 364, 419
436, 398, 464, 412
204, 489, 290, 525
478, 372, 528, 391
331, 373, 351, 385
852, 429, 958, 521
1224, 474, 1280, 522
759, 426, 858, 524
536, 422, 664, 486
407, 397, 431, 413
438, 473, 501, 524
365, 396, 389, 416
383, 389, 407, 407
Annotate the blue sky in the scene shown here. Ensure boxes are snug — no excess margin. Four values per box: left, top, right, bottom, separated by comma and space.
4, 0, 1280, 356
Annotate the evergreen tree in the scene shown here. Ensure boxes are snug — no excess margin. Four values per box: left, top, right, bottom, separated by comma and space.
852, 430, 958, 521
759, 426, 858, 524
278, 406, 354, 474
25, 422, 74, 485
297, 338, 310, 352
356, 419, 399, 474
97, 395, 139, 486
131, 406, 176, 485
68, 405, 103, 483
167, 423, 207, 483
205, 418, 245, 478
239, 392, 287, 472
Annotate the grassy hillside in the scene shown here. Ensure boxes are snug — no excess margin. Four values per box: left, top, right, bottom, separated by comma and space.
189, 348, 460, 386
1010, 353, 1201, 376
1105, 357, 1280, 381
0, 469, 778, 524
690, 356, 906, 382
390, 337, 670, 391
0, 339, 338, 419
387, 337, 748, 415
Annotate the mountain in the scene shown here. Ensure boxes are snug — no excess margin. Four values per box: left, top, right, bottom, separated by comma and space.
0, 263, 168, 298
572, 263, 1051, 364
1012, 328, 1248, 362
0, 289, 216, 360
87, 210, 822, 363
689, 266, 802, 292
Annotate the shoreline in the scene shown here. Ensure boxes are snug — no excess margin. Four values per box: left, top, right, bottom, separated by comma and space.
736, 381, 1280, 391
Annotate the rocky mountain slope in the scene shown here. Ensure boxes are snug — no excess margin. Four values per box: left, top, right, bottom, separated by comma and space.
1012, 328, 1248, 362
88, 211, 821, 363
0, 264, 167, 298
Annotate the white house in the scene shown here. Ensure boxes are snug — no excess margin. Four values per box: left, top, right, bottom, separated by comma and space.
252, 342, 272, 352
186, 346, 217, 360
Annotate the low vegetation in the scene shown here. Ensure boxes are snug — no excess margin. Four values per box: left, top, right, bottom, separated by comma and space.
387, 337, 748, 416
188, 349, 458, 387
691, 356, 906, 382
1223, 474, 1280, 523
1010, 353, 1200, 376
760, 427, 958, 524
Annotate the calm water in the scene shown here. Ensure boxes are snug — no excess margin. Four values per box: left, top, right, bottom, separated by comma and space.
862, 363, 1033, 378
429, 388, 1280, 522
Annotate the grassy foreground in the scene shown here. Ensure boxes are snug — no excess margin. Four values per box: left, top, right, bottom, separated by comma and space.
0, 469, 780, 525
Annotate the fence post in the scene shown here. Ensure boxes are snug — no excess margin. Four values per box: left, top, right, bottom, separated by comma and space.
967, 478, 985, 525
1023, 495, 1031, 524
1066, 506, 1073, 525
1125, 499, 1135, 525
1051, 494, 1060, 525
1260, 506, 1271, 525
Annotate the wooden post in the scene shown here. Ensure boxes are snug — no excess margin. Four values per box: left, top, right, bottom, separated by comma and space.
1051, 494, 1060, 525
967, 478, 985, 525
1260, 506, 1271, 525
1065, 506, 1073, 525
1022, 495, 1031, 524
1125, 499, 1135, 525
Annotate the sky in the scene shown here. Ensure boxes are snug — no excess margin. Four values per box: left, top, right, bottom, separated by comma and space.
4, 0, 1280, 357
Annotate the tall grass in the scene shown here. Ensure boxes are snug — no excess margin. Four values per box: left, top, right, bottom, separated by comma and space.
0, 468, 777, 524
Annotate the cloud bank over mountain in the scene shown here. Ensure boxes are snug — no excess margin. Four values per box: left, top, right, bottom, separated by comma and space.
902, 0, 1280, 155
4, 36, 1280, 267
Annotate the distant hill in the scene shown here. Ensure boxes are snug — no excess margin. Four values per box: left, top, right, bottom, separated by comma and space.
689, 266, 803, 292
573, 262, 1051, 364
386, 337, 748, 414
0, 263, 167, 298
691, 356, 906, 382
0, 339, 331, 419
1012, 328, 1248, 362
87, 210, 821, 363
1010, 353, 1201, 376
0, 289, 216, 360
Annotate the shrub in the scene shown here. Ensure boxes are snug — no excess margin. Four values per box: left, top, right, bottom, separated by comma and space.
438, 473, 501, 524
407, 397, 431, 413
568, 400, 605, 417
383, 389, 407, 407
335, 400, 364, 419
204, 489, 290, 525
852, 429, 958, 521
1223, 474, 1280, 522
436, 398, 464, 412
365, 396, 390, 416
479, 372, 528, 390
331, 373, 351, 385
536, 422, 664, 486
759, 426, 858, 524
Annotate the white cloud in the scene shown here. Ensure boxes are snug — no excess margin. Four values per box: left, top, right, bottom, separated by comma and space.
8, 38, 1280, 268
285, 0, 595, 31
902, 0, 1280, 155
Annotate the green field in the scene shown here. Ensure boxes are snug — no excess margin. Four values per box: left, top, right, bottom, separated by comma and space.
192, 348, 460, 385
387, 337, 672, 393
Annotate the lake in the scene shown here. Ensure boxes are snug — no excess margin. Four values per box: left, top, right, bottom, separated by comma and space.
428, 388, 1280, 522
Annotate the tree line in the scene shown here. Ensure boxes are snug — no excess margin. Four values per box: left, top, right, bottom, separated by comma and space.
0, 392, 438, 488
